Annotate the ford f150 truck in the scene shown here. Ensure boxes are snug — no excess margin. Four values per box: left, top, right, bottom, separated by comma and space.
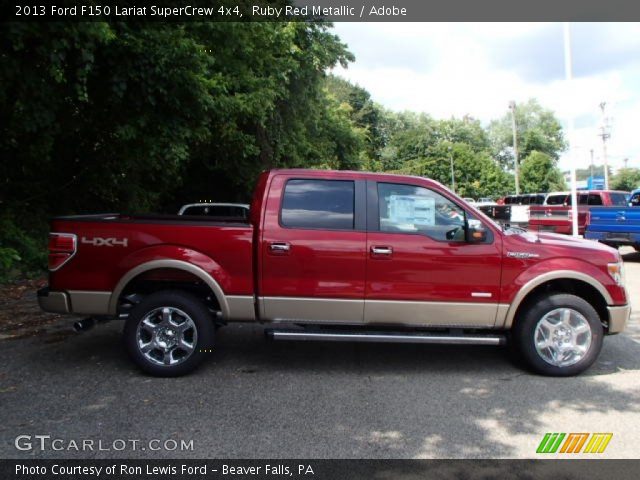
39, 169, 630, 377
529, 190, 629, 235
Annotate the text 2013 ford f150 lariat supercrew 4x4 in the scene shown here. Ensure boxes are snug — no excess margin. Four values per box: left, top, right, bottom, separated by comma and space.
38, 169, 630, 377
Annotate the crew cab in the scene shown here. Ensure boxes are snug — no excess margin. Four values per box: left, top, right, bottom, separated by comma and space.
529, 190, 629, 235
39, 170, 630, 377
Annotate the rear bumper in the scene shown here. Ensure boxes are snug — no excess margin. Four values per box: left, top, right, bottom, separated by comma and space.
38, 287, 112, 315
37, 287, 70, 314
607, 304, 630, 334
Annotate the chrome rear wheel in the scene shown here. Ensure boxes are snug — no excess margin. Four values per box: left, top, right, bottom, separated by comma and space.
136, 307, 198, 366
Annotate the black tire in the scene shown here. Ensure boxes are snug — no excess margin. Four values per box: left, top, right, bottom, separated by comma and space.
123, 290, 214, 377
511, 293, 603, 376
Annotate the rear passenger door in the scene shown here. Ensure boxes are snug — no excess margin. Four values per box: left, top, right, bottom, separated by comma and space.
260, 175, 367, 324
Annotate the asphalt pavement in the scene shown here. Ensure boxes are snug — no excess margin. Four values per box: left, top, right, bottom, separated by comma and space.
1, 248, 639, 459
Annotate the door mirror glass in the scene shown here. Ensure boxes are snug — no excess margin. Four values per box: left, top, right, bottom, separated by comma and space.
466, 218, 488, 243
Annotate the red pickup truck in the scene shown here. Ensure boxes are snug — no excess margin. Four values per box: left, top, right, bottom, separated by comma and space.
529, 190, 629, 235
39, 169, 629, 377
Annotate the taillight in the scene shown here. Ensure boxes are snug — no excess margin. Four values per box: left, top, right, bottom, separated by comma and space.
48, 233, 77, 271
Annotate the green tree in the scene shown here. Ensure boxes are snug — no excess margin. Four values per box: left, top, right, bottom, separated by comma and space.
392, 142, 512, 198
488, 99, 567, 171
611, 168, 640, 191
520, 151, 567, 193
0, 20, 357, 276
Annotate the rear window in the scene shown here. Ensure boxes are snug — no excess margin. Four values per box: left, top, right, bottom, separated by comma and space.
281, 179, 355, 230
609, 193, 628, 206
546, 194, 567, 205
183, 205, 248, 218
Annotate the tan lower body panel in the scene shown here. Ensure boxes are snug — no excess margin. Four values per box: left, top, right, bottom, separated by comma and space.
67, 291, 112, 315
259, 297, 507, 328
260, 297, 364, 324
227, 295, 256, 321
365, 300, 504, 328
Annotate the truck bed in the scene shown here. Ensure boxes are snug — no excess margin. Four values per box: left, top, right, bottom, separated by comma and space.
49, 213, 254, 296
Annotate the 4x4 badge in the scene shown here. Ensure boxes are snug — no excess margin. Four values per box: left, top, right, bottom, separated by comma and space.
81, 236, 128, 247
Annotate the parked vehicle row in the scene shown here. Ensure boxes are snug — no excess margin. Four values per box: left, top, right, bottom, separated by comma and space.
529, 191, 628, 235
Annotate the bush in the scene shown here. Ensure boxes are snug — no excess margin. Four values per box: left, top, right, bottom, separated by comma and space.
0, 214, 47, 282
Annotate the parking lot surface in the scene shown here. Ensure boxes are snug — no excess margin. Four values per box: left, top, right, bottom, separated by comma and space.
1, 248, 639, 459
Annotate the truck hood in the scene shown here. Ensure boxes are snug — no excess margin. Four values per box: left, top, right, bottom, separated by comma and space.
506, 230, 620, 261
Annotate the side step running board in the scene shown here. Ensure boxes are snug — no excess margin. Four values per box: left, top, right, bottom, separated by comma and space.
267, 330, 506, 346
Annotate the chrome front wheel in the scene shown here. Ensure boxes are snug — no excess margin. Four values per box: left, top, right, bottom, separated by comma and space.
534, 308, 592, 368
512, 293, 603, 376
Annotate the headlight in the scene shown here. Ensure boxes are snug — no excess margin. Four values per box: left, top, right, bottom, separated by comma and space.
607, 262, 625, 286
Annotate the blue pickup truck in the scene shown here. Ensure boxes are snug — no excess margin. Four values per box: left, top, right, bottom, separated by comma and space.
585, 189, 640, 250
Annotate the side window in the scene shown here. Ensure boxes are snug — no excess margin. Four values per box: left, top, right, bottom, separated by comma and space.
588, 194, 603, 206
281, 179, 354, 230
578, 194, 588, 205
609, 193, 629, 206
630, 194, 640, 206
377, 183, 466, 241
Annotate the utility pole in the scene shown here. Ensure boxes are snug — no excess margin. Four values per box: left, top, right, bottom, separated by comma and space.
448, 143, 455, 192
590, 149, 594, 178
509, 101, 519, 195
599, 102, 610, 189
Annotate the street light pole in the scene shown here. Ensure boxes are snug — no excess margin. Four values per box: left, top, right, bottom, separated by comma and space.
509, 101, 519, 195
563, 22, 579, 238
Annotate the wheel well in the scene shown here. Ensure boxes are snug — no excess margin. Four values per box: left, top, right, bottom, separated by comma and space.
512, 279, 610, 331
117, 268, 221, 318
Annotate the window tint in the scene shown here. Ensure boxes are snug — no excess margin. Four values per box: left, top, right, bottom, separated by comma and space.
630, 194, 640, 206
377, 183, 466, 241
587, 194, 603, 206
281, 179, 354, 230
609, 193, 628, 206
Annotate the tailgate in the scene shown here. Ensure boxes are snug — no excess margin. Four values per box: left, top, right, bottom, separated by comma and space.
588, 207, 640, 233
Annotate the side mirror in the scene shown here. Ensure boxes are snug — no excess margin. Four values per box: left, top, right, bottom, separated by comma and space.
466, 219, 487, 243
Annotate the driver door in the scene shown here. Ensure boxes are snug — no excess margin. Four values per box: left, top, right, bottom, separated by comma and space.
364, 181, 503, 327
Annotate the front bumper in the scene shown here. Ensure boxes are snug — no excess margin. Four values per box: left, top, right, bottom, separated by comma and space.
607, 304, 631, 334
37, 287, 70, 314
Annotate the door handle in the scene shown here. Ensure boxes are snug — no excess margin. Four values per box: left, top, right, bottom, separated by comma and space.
270, 242, 291, 252
371, 246, 392, 255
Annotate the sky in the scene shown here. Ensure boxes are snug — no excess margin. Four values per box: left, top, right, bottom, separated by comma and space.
331, 22, 640, 173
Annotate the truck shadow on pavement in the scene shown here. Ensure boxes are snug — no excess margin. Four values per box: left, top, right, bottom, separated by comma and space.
2, 317, 639, 459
